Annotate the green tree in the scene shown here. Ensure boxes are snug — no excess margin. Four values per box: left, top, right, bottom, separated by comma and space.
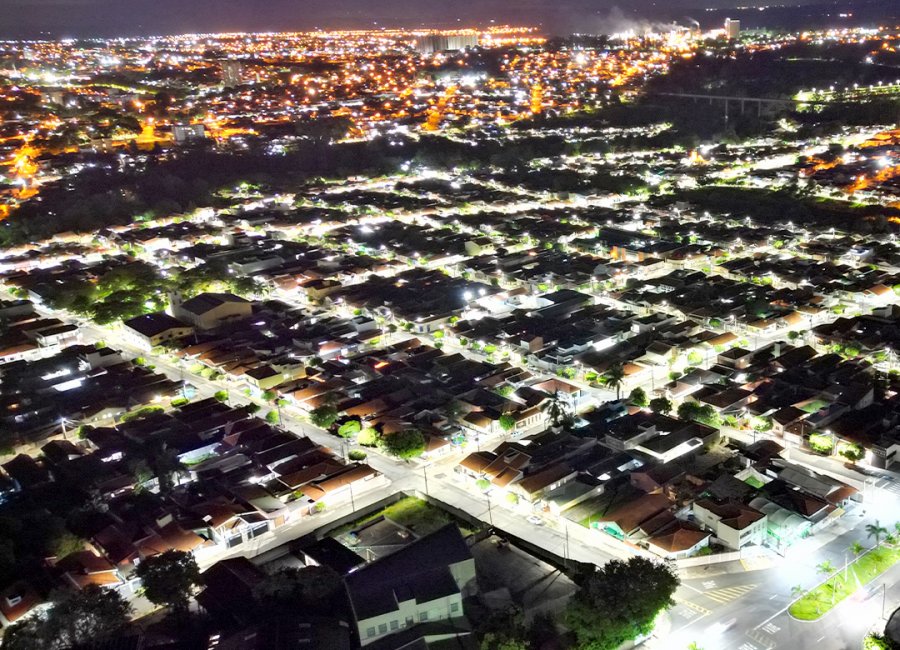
851, 541, 865, 557
677, 401, 720, 427
649, 397, 672, 415
498, 414, 517, 433
135, 550, 200, 619
310, 404, 339, 429
542, 390, 572, 429
265, 410, 280, 425
378, 429, 426, 460
3, 585, 132, 650
839, 442, 864, 464
601, 363, 626, 400
867, 521, 889, 547
629, 387, 649, 407
213, 390, 229, 403
358, 427, 379, 447
337, 420, 362, 439
565, 557, 679, 650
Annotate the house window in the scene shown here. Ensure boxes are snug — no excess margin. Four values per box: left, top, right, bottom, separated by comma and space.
419, 611, 429, 622
378, 623, 387, 634
366, 627, 376, 638
450, 602, 459, 613
405, 617, 414, 627
390, 620, 399, 631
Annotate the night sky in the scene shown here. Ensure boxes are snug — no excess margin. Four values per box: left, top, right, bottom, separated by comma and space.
0, 0, 839, 38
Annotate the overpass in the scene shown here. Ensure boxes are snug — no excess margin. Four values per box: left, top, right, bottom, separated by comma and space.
647, 91, 828, 118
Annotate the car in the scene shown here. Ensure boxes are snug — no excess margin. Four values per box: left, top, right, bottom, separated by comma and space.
708, 617, 737, 634
526, 515, 543, 526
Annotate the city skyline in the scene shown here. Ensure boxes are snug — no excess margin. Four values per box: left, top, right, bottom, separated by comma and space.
0, 0, 881, 38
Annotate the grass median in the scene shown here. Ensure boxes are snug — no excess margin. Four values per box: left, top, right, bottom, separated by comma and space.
789, 546, 900, 621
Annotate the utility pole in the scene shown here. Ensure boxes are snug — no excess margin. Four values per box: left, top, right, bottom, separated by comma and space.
486, 493, 493, 527
423, 464, 430, 496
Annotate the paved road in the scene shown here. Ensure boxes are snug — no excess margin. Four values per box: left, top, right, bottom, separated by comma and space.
656, 506, 900, 650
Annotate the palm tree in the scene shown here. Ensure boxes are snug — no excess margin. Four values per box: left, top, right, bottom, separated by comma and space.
791, 584, 805, 601
542, 390, 572, 430
850, 541, 864, 558
146, 443, 186, 495
602, 363, 626, 400
894, 521, 900, 538
817, 560, 838, 605
867, 521, 889, 547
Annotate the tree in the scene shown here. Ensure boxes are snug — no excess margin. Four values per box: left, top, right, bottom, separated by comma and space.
851, 541, 865, 557
498, 414, 517, 433
253, 566, 342, 616
310, 404, 339, 429
867, 521, 889, 547
145, 443, 185, 495
265, 410, 280, 425
542, 390, 572, 429
213, 390, 229, 403
677, 401, 720, 427
791, 584, 805, 600
135, 550, 200, 619
601, 363, 626, 400
649, 397, 672, 415
378, 429, 426, 460
629, 387, 649, 407
565, 557, 679, 650
816, 560, 839, 605
337, 419, 362, 439
3, 585, 131, 650
839, 442, 864, 464
358, 427, 379, 447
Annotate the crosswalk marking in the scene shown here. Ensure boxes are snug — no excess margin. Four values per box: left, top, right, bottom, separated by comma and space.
761, 623, 780, 634
746, 628, 776, 649
703, 580, 717, 589
673, 595, 712, 616
739, 644, 759, 650
702, 584, 758, 604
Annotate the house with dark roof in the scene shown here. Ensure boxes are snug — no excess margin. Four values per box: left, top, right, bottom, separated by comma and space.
122, 312, 193, 351
344, 524, 475, 647
173, 293, 252, 330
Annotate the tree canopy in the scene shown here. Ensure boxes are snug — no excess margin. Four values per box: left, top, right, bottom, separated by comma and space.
565, 557, 679, 650
378, 428, 426, 460
2, 585, 131, 650
134, 550, 200, 617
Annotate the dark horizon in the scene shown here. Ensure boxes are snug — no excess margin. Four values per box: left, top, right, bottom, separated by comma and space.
1, 0, 897, 40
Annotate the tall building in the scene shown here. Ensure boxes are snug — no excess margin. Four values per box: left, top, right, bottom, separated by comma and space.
724, 18, 741, 40
414, 33, 478, 55
221, 60, 242, 87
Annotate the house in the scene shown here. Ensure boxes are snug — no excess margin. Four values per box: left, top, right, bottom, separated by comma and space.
0, 581, 43, 627
645, 523, 711, 559
173, 293, 252, 330
345, 524, 476, 647
122, 312, 194, 351
196, 557, 265, 626
693, 499, 767, 550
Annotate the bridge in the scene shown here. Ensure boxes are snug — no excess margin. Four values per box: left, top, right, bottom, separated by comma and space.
647, 92, 829, 118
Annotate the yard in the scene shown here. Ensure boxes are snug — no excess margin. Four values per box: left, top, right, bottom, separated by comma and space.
789, 546, 900, 621
329, 496, 476, 539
